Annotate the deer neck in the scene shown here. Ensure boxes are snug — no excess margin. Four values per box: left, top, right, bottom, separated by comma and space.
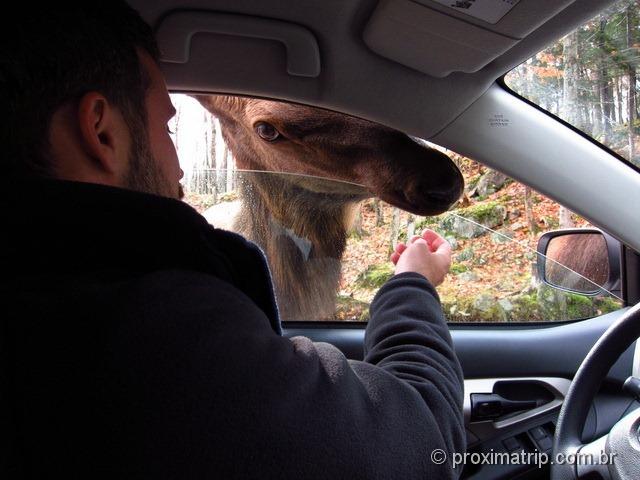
231, 172, 359, 320
236, 172, 357, 260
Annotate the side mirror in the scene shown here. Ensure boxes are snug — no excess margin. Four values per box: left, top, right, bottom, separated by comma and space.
536, 229, 621, 297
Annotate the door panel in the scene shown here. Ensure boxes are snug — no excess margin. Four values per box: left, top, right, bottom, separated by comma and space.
284, 308, 636, 479
285, 309, 634, 381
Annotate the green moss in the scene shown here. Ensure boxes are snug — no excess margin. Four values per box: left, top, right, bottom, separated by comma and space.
397, 216, 441, 243
443, 295, 508, 322
440, 201, 506, 234
466, 174, 482, 190
415, 216, 440, 230
473, 294, 508, 322
444, 289, 622, 324
458, 201, 502, 223
450, 263, 469, 275
348, 228, 369, 240
442, 297, 475, 322
565, 293, 596, 319
456, 247, 475, 262
355, 263, 394, 289
478, 304, 508, 322
511, 293, 543, 321
535, 284, 565, 319
595, 297, 622, 314
542, 215, 560, 229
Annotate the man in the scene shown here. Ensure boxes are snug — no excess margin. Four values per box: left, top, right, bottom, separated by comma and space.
1, 3, 465, 479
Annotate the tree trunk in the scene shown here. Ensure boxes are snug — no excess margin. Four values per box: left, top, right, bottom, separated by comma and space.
406, 214, 416, 240
219, 143, 228, 194
627, 6, 637, 161
523, 186, 537, 235
598, 18, 613, 142
374, 199, 384, 226
592, 81, 603, 138
351, 204, 365, 238
577, 66, 592, 131
619, 76, 624, 124
227, 149, 235, 192
389, 208, 401, 253
208, 113, 218, 200
173, 103, 182, 152
562, 31, 580, 127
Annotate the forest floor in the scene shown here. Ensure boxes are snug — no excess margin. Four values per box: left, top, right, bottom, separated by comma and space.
185, 159, 621, 322
336, 184, 585, 318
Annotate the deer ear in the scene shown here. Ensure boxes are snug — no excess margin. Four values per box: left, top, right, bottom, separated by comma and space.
76, 92, 130, 176
191, 94, 219, 114
191, 94, 240, 118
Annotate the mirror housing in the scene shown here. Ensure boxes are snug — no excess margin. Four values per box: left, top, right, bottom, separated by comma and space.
536, 228, 622, 297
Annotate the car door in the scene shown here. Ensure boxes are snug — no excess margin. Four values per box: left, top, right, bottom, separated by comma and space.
285, 239, 639, 480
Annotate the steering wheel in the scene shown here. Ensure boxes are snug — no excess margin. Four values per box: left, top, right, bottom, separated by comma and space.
552, 301, 640, 480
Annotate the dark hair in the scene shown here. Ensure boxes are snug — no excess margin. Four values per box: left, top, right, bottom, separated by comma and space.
0, 3, 160, 178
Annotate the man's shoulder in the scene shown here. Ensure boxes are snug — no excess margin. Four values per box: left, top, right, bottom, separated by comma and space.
129, 268, 240, 294
122, 268, 270, 323
90, 268, 278, 360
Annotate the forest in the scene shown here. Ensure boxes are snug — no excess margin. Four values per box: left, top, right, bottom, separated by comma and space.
505, 0, 640, 167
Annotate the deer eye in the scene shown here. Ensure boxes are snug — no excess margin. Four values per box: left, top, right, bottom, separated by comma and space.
255, 122, 280, 142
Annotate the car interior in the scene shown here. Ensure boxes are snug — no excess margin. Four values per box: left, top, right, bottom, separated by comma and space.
125, 1, 640, 479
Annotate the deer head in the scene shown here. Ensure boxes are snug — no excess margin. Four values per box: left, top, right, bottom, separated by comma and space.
193, 95, 463, 215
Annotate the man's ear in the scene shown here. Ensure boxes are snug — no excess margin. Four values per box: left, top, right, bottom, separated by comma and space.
76, 92, 130, 176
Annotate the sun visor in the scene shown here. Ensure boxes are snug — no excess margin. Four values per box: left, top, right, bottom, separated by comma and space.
363, 0, 574, 77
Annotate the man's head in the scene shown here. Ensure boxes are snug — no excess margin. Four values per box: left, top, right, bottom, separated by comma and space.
0, 3, 183, 199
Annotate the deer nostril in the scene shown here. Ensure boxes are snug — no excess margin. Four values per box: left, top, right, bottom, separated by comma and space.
424, 191, 453, 203
404, 180, 462, 208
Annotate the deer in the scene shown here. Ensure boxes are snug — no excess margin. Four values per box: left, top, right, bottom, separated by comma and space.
193, 95, 464, 320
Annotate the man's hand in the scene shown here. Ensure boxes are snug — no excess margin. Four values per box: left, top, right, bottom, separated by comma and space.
391, 229, 452, 287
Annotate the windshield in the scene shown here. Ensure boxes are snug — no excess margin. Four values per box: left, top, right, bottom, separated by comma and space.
505, 0, 640, 169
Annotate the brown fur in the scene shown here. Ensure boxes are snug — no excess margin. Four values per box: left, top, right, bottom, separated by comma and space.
193, 94, 464, 319
545, 233, 609, 291
233, 174, 357, 319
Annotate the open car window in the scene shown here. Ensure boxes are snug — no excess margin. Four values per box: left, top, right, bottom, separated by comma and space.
172, 94, 623, 323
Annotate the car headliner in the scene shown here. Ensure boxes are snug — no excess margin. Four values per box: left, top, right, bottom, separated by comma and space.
129, 0, 616, 138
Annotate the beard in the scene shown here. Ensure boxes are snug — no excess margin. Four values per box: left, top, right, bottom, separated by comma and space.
123, 131, 183, 200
